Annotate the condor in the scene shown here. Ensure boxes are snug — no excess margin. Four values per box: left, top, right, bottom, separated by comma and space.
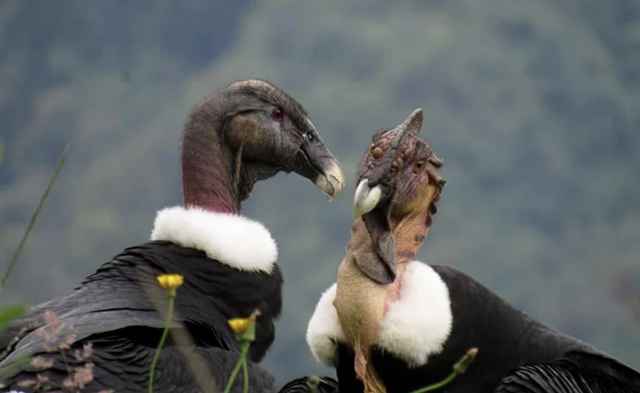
304, 109, 640, 393
0, 80, 344, 393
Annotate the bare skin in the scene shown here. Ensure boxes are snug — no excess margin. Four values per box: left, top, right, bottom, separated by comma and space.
181, 79, 345, 214
334, 110, 445, 393
335, 186, 437, 393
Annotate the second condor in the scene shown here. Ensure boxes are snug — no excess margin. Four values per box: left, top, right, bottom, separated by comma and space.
305, 109, 640, 393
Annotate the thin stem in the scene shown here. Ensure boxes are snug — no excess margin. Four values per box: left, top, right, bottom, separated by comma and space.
0, 143, 70, 297
149, 290, 176, 393
409, 347, 478, 393
140, 275, 218, 393
242, 359, 249, 393
223, 341, 250, 393
408, 372, 457, 393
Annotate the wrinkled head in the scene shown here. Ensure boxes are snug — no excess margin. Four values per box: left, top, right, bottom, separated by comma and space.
184, 79, 345, 205
352, 109, 445, 283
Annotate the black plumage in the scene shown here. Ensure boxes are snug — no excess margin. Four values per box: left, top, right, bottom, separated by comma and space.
278, 375, 339, 393
496, 362, 638, 393
0, 79, 345, 392
332, 265, 640, 393
306, 109, 640, 392
0, 242, 282, 392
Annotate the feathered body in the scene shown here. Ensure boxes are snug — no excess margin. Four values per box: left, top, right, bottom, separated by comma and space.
0, 79, 345, 392
312, 263, 640, 393
306, 109, 640, 393
0, 208, 281, 392
278, 375, 339, 393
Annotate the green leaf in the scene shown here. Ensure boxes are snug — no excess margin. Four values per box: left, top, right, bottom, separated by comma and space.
0, 304, 27, 333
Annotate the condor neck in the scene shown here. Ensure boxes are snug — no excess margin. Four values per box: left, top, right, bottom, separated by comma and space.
393, 214, 431, 266
345, 214, 432, 283
181, 109, 241, 215
345, 219, 376, 259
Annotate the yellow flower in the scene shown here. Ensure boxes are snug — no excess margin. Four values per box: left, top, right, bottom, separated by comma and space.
157, 274, 184, 291
228, 318, 251, 334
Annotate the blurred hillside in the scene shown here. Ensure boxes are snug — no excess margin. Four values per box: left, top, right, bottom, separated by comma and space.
1, 0, 640, 386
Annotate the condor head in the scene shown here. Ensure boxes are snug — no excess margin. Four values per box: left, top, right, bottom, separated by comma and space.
352, 109, 446, 284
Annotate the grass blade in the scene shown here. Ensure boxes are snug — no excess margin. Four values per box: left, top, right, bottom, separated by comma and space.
0, 143, 71, 297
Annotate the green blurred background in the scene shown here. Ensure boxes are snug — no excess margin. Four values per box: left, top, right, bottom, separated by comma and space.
1, 0, 639, 387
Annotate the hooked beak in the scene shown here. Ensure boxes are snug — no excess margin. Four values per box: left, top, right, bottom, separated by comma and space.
353, 178, 383, 220
293, 142, 345, 202
314, 159, 345, 202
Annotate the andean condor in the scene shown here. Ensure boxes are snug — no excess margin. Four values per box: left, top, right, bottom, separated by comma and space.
304, 109, 640, 393
0, 79, 345, 393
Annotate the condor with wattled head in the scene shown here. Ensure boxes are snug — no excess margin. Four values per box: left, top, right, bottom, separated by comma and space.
305, 109, 640, 393
0, 79, 345, 393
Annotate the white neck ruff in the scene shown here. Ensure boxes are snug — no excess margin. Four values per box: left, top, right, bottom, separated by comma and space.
306, 261, 453, 367
150, 206, 278, 274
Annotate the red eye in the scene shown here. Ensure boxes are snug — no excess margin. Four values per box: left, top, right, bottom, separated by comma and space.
271, 109, 284, 121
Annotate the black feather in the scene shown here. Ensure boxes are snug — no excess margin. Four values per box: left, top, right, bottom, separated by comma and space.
330, 265, 640, 393
278, 375, 339, 393
0, 241, 282, 393
496, 361, 640, 393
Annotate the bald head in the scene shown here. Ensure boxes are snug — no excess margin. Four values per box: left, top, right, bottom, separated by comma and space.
181, 79, 344, 212
354, 109, 445, 221
350, 109, 446, 284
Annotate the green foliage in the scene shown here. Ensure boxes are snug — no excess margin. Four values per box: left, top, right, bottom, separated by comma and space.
409, 348, 478, 393
0, 141, 68, 388
0, 144, 69, 297
0, 129, 27, 370
0, 304, 25, 334
148, 286, 177, 393
223, 339, 251, 393
148, 276, 256, 393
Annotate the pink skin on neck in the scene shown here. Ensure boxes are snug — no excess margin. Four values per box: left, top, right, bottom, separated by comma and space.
383, 216, 431, 313
181, 123, 240, 215
384, 259, 410, 314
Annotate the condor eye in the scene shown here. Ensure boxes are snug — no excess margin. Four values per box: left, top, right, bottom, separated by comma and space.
271, 109, 284, 121
304, 132, 315, 142
413, 161, 426, 173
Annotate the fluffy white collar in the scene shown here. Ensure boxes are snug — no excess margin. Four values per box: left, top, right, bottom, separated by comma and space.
150, 206, 278, 274
306, 261, 453, 368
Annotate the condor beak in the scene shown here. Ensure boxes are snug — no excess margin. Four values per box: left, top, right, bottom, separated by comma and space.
314, 159, 345, 202
293, 142, 345, 201
353, 178, 383, 220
